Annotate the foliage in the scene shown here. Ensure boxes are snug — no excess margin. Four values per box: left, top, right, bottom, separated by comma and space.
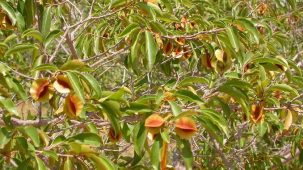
0, 0, 303, 169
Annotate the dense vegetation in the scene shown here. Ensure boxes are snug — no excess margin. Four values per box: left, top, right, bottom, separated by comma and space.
0, 0, 303, 169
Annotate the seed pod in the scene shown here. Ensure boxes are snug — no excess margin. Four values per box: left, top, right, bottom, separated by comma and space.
181, 46, 192, 60
108, 126, 122, 143
64, 94, 83, 118
175, 117, 197, 139
250, 102, 264, 123
144, 114, 165, 135
163, 40, 173, 55
200, 50, 212, 70
30, 78, 54, 102
53, 75, 72, 93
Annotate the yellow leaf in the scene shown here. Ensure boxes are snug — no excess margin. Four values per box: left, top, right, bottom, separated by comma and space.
284, 110, 292, 130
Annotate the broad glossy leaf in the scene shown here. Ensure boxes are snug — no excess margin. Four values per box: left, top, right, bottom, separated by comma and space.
151, 137, 161, 170
78, 73, 101, 99
145, 31, 158, 71
35, 156, 47, 170
178, 76, 208, 87
0, 1, 16, 25
66, 71, 85, 102
226, 26, 240, 52
22, 29, 43, 42
86, 153, 116, 170
0, 96, 18, 115
41, 7, 51, 37
60, 60, 91, 72
168, 101, 182, 116
178, 139, 193, 170
0, 128, 10, 149
4, 44, 38, 57
236, 18, 260, 44
32, 64, 59, 71
130, 31, 142, 64
100, 101, 121, 135
23, 126, 40, 147
133, 123, 147, 154
44, 30, 63, 47
267, 84, 299, 96
64, 157, 73, 170
68, 133, 101, 147
119, 23, 139, 37
175, 89, 203, 103
4, 76, 27, 100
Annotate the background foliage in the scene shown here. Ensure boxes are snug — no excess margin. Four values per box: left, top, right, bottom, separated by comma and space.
0, 0, 303, 169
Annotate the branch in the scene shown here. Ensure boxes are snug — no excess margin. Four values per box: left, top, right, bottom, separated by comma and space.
0, 116, 63, 127
65, 32, 78, 59
161, 28, 226, 40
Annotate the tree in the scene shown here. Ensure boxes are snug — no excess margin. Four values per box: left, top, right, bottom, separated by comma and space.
0, 0, 303, 169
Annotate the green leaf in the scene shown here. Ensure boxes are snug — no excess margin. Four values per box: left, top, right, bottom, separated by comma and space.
22, 29, 43, 42
78, 73, 101, 99
3, 76, 27, 100
32, 64, 59, 72
41, 7, 52, 38
251, 57, 287, 67
267, 84, 299, 96
130, 31, 142, 64
4, 44, 38, 57
66, 71, 85, 102
110, 0, 128, 8
123, 102, 153, 113
0, 97, 18, 115
150, 21, 167, 34
236, 18, 260, 44
223, 79, 253, 90
68, 133, 101, 147
168, 101, 182, 116
119, 23, 139, 37
4, 34, 17, 44
200, 109, 229, 137
50, 135, 66, 146
24, 0, 35, 28
35, 156, 47, 170
63, 157, 73, 170
175, 90, 203, 103
60, 60, 92, 72
86, 153, 116, 170
15, 11, 25, 31
226, 26, 240, 52
178, 139, 193, 170
219, 85, 249, 116
151, 137, 161, 170
133, 123, 147, 154
0, 0, 16, 25
145, 31, 158, 71
23, 126, 40, 147
178, 76, 208, 87
0, 128, 11, 149
174, 110, 198, 120
42, 150, 58, 161
100, 101, 121, 135
44, 30, 63, 47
